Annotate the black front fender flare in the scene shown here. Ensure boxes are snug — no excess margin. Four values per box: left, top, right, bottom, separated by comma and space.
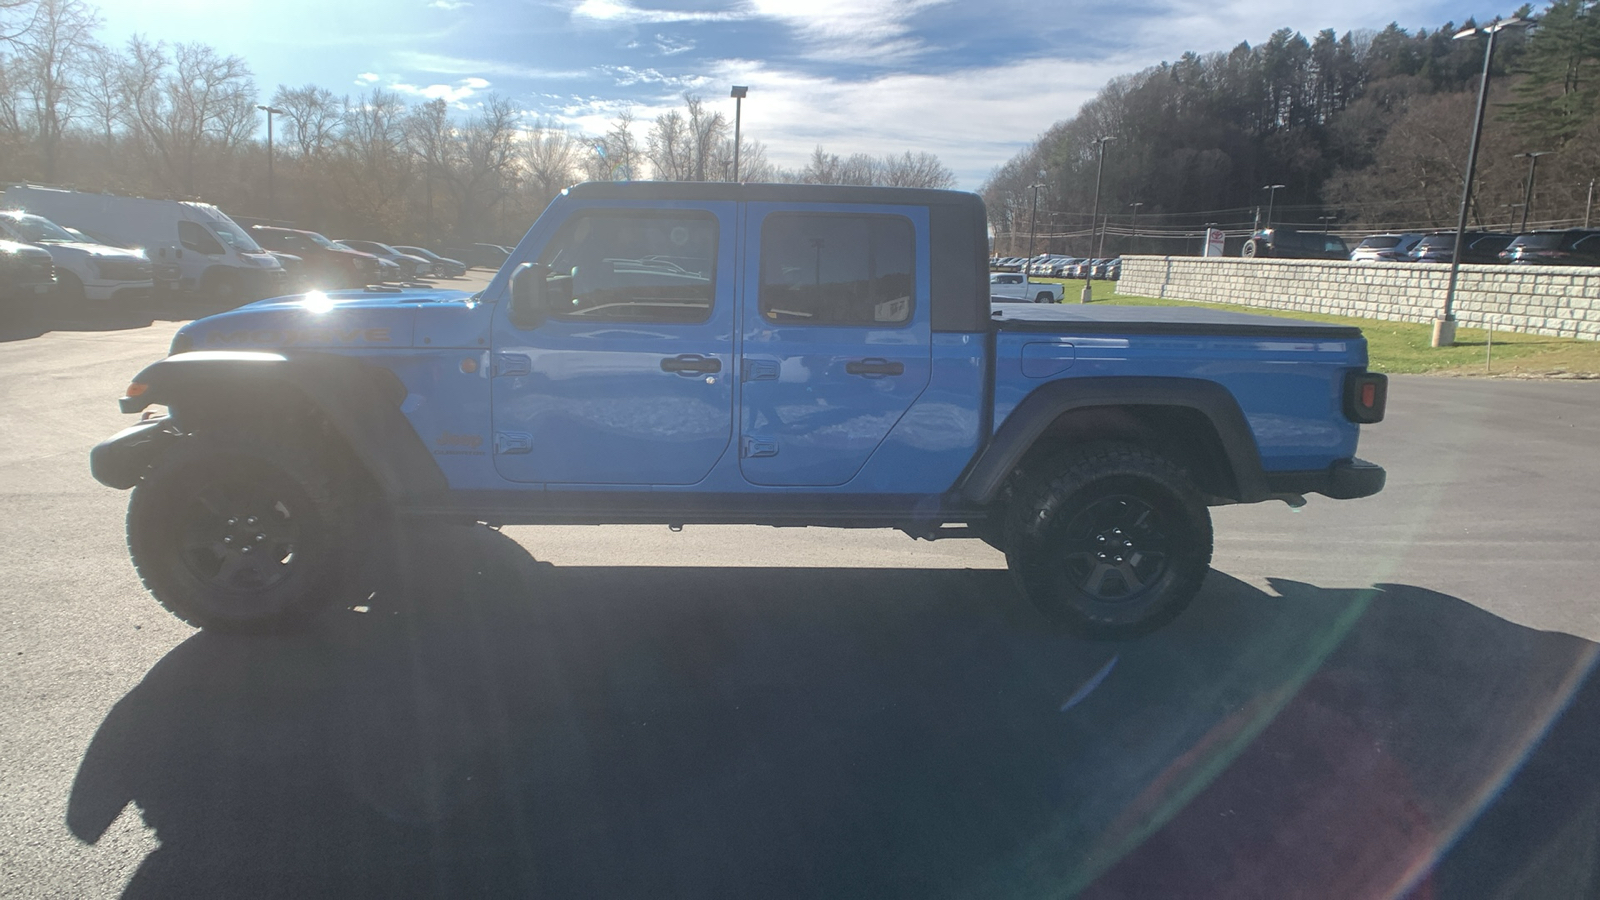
109, 350, 447, 501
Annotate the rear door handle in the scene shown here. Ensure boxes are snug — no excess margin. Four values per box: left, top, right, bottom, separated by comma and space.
661, 354, 722, 375
845, 358, 904, 377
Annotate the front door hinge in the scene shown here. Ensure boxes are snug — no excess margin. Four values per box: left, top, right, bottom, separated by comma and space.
495, 432, 533, 455
741, 437, 778, 458
494, 352, 532, 377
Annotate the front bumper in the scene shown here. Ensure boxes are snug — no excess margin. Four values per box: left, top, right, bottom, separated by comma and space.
1264, 458, 1386, 500
90, 418, 179, 489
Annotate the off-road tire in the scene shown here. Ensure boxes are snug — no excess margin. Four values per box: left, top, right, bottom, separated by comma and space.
1004, 443, 1212, 638
1241, 238, 1264, 259
126, 430, 354, 632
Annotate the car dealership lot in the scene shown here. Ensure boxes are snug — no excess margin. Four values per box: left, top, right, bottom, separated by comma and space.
4, 300, 1600, 897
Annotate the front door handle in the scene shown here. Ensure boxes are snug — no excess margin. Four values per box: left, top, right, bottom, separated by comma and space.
661, 354, 722, 375
845, 357, 904, 377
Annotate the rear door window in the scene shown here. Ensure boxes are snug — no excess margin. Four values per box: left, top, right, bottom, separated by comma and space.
759, 214, 914, 326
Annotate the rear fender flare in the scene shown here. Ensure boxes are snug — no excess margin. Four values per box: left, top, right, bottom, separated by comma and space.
956, 376, 1269, 505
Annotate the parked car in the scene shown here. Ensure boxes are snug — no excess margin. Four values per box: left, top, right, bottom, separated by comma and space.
446, 243, 512, 269
392, 245, 466, 278
1350, 233, 1425, 263
1409, 232, 1515, 264
335, 240, 432, 279
1, 238, 55, 319
0, 210, 152, 303
248, 226, 382, 289
1499, 230, 1600, 266
1051, 257, 1087, 277
1096, 258, 1122, 279
989, 271, 1063, 302
2, 185, 283, 303
1240, 228, 1350, 260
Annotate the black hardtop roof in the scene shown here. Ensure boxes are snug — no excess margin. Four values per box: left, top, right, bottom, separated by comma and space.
564, 180, 983, 209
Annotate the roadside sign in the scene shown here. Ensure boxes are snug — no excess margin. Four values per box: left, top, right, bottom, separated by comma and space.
1204, 228, 1226, 257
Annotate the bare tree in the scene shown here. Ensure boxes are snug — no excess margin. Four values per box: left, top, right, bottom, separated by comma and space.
16, 0, 99, 179
877, 150, 956, 189
586, 109, 640, 182
271, 83, 341, 159
78, 42, 123, 150
120, 36, 257, 194
683, 93, 725, 181
444, 94, 518, 236
328, 88, 412, 231
520, 117, 583, 203
646, 107, 691, 180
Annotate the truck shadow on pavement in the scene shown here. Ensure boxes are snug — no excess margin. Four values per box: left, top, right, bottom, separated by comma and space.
69, 524, 1600, 899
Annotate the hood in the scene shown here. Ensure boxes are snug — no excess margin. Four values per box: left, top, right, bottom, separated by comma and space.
171, 286, 485, 353
40, 241, 146, 261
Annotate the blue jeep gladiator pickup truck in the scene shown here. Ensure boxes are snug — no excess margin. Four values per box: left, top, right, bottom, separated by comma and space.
91, 182, 1386, 638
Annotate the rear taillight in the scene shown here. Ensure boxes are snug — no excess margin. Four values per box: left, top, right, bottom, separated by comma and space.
1344, 371, 1388, 424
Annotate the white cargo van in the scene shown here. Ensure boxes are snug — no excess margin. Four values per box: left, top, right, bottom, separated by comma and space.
1, 186, 285, 303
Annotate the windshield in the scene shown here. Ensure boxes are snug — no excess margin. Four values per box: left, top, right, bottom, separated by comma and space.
206, 217, 264, 253
4, 212, 78, 243
1511, 233, 1563, 250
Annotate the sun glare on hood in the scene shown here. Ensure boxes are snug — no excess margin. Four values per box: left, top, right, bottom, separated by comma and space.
301, 290, 335, 314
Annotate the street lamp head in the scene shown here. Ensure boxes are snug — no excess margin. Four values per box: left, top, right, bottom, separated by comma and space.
1515, 150, 1554, 159
730, 85, 748, 99
1454, 16, 1528, 40
1263, 183, 1286, 191
257, 105, 285, 115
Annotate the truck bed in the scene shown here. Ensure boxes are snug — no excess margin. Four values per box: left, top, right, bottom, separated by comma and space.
990, 303, 1363, 338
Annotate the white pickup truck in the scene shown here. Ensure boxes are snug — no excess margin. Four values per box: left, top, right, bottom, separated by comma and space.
989, 272, 1063, 303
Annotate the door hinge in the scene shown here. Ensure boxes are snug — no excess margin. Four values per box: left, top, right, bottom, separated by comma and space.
494, 432, 533, 455
493, 352, 532, 377
741, 437, 778, 458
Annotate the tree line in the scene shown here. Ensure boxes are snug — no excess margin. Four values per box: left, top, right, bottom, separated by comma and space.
0, 0, 955, 246
985, 1, 1600, 257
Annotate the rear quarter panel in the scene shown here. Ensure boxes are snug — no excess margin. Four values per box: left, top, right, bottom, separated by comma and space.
993, 330, 1366, 471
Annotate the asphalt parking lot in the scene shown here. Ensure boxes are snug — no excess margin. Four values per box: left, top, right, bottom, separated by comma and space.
3, 288, 1600, 898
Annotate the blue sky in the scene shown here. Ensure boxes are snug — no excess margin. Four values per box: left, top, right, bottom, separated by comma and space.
91, 0, 1509, 188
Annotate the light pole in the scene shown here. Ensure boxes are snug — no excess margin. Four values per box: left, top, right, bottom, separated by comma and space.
1081, 135, 1116, 304
1587, 178, 1596, 228
1261, 184, 1286, 230
1435, 16, 1529, 348
1514, 151, 1552, 232
1318, 214, 1337, 234
1025, 181, 1045, 283
1128, 201, 1143, 255
729, 85, 748, 183
256, 105, 285, 220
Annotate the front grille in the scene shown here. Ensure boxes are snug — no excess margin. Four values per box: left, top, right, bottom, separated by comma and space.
97, 258, 154, 281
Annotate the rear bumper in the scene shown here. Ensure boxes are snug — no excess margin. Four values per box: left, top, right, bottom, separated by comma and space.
90, 418, 179, 489
1264, 458, 1386, 500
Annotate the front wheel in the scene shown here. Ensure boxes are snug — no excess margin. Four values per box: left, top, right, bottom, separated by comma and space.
1004, 444, 1213, 638
126, 431, 354, 632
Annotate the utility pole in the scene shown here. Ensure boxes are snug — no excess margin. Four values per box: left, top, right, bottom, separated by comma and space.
1081, 136, 1116, 304
256, 105, 285, 220
1514, 151, 1552, 232
1586, 179, 1595, 228
1436, 16, 1528, 348
1262, 184, 1286, 230
730, 86, 748, 182
1025, 181, 1045, 285
1128, 201, 1143, 255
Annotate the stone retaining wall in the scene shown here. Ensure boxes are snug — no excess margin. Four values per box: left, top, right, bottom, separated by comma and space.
1117, 255, 1600, 341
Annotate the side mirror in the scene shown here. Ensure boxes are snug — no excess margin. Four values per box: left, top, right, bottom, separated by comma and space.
509, 262, 550, 329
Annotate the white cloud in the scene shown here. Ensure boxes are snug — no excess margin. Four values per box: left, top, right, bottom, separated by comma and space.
427, 0, 472, 8
745, 0, 950, 62
355, 72, 380, 84
392, 76, 492, 104
654, 33, 695, 56
571, 0, 748, 25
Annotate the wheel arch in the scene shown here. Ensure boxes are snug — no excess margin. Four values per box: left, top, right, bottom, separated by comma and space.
957, 376, 1270, 506
118, 350, 447, 502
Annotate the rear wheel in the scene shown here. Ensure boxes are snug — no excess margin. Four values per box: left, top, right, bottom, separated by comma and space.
1036, 291, 1055, 303
126, 430, 354, 632
1005, 443, 1212, 638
